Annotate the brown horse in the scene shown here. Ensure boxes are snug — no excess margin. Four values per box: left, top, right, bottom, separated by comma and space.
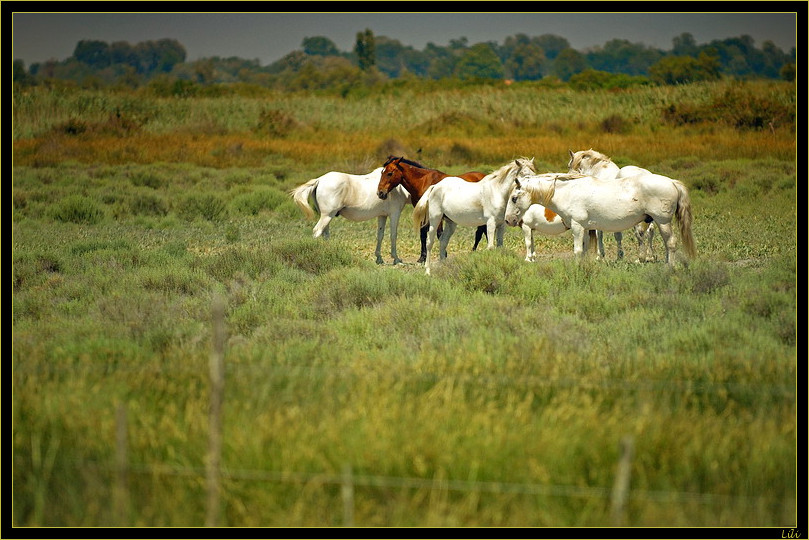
377, 156, 487, 263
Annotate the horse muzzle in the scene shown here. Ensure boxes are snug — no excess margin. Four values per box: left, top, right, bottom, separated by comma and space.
377, 190, 388, 200
505, 216, 521, 227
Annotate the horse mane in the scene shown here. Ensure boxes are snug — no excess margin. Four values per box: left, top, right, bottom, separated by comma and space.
571, 149, 614, 171
524, 177, 556, 207
487, 157, 537, 186
384, 155, 429, 169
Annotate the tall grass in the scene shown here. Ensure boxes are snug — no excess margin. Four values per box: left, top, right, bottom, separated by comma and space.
14, 80, 796, 168
12, 82, 797, 527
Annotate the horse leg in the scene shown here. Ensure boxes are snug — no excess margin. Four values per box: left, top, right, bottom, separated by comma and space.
425, 220, 438, 275
439, 220, 456, 260
571, 222, 588, 260
472, 225, 487, 251
522, 223, 535, 262
495, 222, 505, 247
634, 222, 654, 262
485, 218, 498, 249
645, 224, 656, 261
656, 221, 679, 267
389, 211, 402, 265
614, 231, 624, 260
375, 216, 386, 264
313, 214, 333, 239
596, 230, 606, 260
633, 222, 646, 262
418, 225, 429, 263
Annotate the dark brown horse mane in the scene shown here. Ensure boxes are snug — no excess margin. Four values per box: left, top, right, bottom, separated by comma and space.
384, 155, 431, 170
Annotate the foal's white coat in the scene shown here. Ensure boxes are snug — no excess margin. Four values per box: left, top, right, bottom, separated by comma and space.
506, 170, 696, 266
517, 204, 568, 262
290, 168, 409, 264
567, 149, 656, 262
412, 158, 536, 275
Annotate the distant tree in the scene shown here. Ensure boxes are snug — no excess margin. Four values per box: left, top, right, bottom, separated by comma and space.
550, 48, 588, 81
454, 43, 504, 80
354, 29, 376, 71
133, 39, 186, 74
13, 59, 34, 86
648, 51, 721, 84
499, 33, 531, 62
780, 62, 796, 82
586, 39, 664, 76
505, 42, 546, 81
534, 34, 570, 60
672, 32, 699, 56
449, 37, 469, 50
760, 40, 790, 78
302, 36, 340, 56
269, 50, 309, 74
109, 41, 138, 67
74, 39, 111, 68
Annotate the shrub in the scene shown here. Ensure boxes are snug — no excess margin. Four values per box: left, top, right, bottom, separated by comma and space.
600, 114, 631, 134
229, 188, 288, 216
130, 193, 169, 216
255, 109, 302, 137
50, 195, 104, 224
176, 193, 227, 221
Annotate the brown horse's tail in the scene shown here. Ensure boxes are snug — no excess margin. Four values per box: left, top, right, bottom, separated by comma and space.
412, 185, 434, 229
673, 180, 697, 259
289, 178, 319, 220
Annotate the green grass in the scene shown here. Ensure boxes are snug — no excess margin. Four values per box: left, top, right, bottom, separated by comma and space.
12, 82, 797, 527
12, 157, 796, 527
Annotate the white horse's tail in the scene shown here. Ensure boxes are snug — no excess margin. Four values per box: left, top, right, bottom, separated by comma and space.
673, 179, 697, 259
290, 178, 319, 220
412, 185, 434, 228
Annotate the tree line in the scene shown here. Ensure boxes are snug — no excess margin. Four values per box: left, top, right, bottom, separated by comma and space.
13, 30, 796, 93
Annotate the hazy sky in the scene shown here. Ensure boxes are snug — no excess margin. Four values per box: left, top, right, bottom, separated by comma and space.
11, 11, 798, 67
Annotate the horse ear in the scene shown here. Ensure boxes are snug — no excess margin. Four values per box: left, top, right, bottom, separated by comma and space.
514, 177, 522, 188
568, 149, 575, 159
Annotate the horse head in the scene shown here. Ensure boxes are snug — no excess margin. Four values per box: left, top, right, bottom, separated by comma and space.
378, 156, 405, 199
505, 177, 534, 227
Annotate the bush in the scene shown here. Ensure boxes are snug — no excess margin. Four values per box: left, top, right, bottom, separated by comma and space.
50, 195, 104, 224
130, 193, 169, 216
229, 188, 288, 216
176, 193, 227, 221
255, 109, 302, 137
662, 82, 795, 131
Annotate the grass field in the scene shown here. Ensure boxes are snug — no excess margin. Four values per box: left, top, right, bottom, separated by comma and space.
12, 80, 797, 528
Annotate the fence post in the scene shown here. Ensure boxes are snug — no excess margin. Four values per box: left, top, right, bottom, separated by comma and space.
610, 435, 635, 526
114, 402, 129, 526
342, 463, 355, 527
206, 294, 226, 527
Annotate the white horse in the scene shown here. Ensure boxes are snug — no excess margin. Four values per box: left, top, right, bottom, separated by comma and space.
506, 169, 697, 266
290, 168, 409, 264
567, 149, 657, 262
412, 158, 536, 275
507, 174, 590, 262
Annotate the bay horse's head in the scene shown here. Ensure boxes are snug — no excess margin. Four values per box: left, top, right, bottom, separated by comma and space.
378, 156, 405, 199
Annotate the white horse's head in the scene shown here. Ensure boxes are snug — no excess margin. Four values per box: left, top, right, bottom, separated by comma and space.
505, 177, 537, 227
505, 173, 563, 227
567, 149, 617, 177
